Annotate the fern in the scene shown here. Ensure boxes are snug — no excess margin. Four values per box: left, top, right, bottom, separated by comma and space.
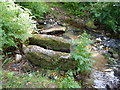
17, 2, 50, 19
71, 33, 93, 73
0, 1, 36, 50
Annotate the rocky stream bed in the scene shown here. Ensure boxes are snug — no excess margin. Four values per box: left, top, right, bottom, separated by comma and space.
2, 5, 120, 89
33, 13, 120, 89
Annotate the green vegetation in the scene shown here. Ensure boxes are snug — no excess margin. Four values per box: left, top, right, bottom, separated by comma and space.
17, 2, 50, 19
63, 2, 120, 33
2, 52, 13, 66
71, 33, 93, 73
1, 1, 119, 89
104, 53, 118, 65
1, 70, 81, 88
59, 73, 81, 88
1, 71, 56, 88
0, 1, 36, 51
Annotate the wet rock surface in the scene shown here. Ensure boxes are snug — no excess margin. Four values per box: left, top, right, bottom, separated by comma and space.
91, 69, 119, 89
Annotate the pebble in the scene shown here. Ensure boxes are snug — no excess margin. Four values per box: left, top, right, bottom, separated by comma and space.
104, 69, 113, 72
96, 38, 102, 42
15, 54, 22, 62
113, 54, 119, 59
99, 45, 104, 49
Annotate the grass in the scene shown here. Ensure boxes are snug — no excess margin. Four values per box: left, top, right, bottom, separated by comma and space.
1, 70, 57, 88
1, 70, 81, 88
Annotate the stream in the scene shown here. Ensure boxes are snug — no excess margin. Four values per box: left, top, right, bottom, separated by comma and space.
2, 3, 120, 89
37, 18, 120, 89
61, 26, 120, 89
30, 5, 120, 88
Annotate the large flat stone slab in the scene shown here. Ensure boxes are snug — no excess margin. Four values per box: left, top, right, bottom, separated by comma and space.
29, 34, 71, 53
40, 25, 66, 35
24, 45, 76, 71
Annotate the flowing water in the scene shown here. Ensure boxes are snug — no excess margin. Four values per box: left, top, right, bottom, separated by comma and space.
60, 26, 120, 89
37, 13, 120, 88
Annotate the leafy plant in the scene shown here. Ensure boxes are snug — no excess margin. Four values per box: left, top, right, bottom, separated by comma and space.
17, 2, 50, 19
0, 1, 36, 51
63, 2, 120, 33
59, 75, 81, 88
71, 33, 93, 73
63, 2, 91, 18
1, 70, 81, 88
1, 53, 13, 66
1, 71, 56, 88
90, 2, 120, 33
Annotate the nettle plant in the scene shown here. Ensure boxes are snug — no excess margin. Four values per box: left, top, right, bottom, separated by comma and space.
0, 1, 36, 51
71, 33, 93, 73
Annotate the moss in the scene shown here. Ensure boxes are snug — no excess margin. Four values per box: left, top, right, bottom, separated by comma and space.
26, 51, 76, 71
86, 20, 97, 29
29, 34, 70, 53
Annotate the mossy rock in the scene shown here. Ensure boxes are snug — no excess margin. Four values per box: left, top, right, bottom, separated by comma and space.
29, 34, 71, 53
86, 20, 97, 29
24, 45, 77, 71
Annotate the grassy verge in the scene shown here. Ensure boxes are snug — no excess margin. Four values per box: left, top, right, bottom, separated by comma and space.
1, 70, 81, 88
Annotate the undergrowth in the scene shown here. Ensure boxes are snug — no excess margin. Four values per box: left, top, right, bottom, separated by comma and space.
1, 70, 81, 88
17, 2, 50, 19
63, 2, 120, 33
70, 33, 93, 73
0, 1, 36, 52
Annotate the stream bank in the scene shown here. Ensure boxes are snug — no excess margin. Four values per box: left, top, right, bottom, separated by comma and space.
34, 4, 120, 89
2, 3, 120, 89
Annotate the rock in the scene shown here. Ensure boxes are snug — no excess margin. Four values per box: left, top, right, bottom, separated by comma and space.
15, 54, 22, 62
40, 25, 66, 35
91, 52, 108, 69
86, 20, 97, 29
24, 45, 76, 71
36, 20, 45, 25
96, 38, 102, 43
114, 68, 120, 78
45, 24, 53, 28
104, 69, 113, 72
47, 83, 58, 88
29, 34, 71, 53
21, 61, 33, 72
113, 54, 119, 59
